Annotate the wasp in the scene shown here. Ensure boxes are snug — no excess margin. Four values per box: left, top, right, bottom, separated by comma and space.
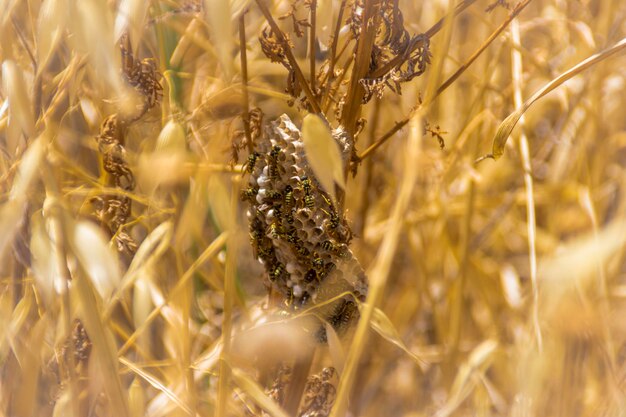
318, 262, 335, 280
249, 228, 263, 243
284, 210, 294, 225
321, 195, 339, 227
284, 185, 294, 207
284, 287, 294, 305
321, 240, 336, 252
322, 240, 348, 257
268, 223, 285, 239
304, 194, 315, 209
271, 263, 285, 281
256, 238, 276, 258
285, 228, 299, 244
300, 176, 312, 194
329, 300, 357, 330
240, 186, 259, 202
321, 194, 353, 243
265, 189, 282, 201
295, 243, 309, 258
243, 152, 260, 174
268, 146, 281, 179
304, 269, 318, 283
312, 254, 324, 271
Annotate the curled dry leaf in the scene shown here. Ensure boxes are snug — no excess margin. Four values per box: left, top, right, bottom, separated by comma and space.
485, 36, 626, 161
302, 113, 346, 202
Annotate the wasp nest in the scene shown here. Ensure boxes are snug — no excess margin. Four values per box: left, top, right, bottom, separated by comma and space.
242, 114, 368, 340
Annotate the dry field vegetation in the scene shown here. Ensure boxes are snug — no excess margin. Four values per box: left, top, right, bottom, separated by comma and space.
2, 0, 626, 416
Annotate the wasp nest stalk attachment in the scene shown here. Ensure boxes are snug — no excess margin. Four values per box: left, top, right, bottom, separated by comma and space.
242, 114, 368, 341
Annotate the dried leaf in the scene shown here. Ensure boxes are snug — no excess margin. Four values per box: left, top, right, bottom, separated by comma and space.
120, 357, 193, 416
539, 218, 626, 301
138, 152, 193, 189
10, 136, 44, 200
30, 213, 63, 305
2, 60, 35, 139
302, 113, 345, 201
114, 0, 148, 47
156, 120, 187, 151
370, 306, 427, 368
71, 0, 126, 98
109, 221, 173, 314
324, 322, 345, 375
0, 137, 44, 258
72, 221, 121, 300
205, 0, 234, 79
486, 36, 626, 160
128, 377, 146, 417
0, 201, 24, 261
36, 0, 67, 73
52, 387, 72, 417
435, 340, 498, 417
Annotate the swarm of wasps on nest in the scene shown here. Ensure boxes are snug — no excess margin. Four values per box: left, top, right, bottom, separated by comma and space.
91, 33, 162, 257
242, 114, 367, 342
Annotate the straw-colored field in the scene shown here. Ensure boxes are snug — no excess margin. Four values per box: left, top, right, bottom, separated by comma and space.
1, 0, 626, 416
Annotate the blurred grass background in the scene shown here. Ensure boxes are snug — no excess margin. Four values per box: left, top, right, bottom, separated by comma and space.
1, 0, 626, 416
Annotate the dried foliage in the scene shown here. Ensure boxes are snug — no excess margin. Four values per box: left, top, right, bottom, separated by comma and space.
1, 1, 626, 417
91, 34, 163, 256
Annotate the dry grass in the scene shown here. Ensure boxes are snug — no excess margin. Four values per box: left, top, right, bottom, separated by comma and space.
1, 0, 626, 416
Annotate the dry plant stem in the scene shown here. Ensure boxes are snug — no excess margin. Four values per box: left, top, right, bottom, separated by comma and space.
510, 17, 542, 351
323, 51, 354, 115
118, 233, 228, 355
41, 166, 81, 417
309, 0, 317, 92
331, 114, 422, 417
216, 188, 239, 417
239, 11, 253, 153
321, 0, 347, 108
436, 0, 533, 96
357, 99, 381, 236
581, 192, 618, 374
254, 0, 321, 114
284, 351, 315, 416
341, 0, 383, 136
447, 134, 479, 371
358, 0, 528, 162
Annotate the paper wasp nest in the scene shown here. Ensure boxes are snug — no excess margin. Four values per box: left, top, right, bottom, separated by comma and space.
242, 114, 368, 340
